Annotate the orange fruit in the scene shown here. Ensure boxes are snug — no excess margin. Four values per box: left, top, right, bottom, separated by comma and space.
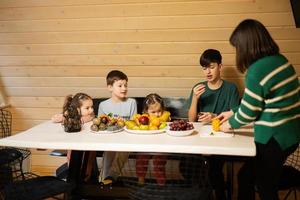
212, 118, 220, 131
159, 111, 171, 122
150, 117, 160, 127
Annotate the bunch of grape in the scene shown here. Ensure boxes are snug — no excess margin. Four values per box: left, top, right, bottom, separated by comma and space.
169, 120, 194, 131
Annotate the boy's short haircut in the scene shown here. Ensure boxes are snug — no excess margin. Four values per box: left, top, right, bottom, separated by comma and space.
106, 70, 128, 86
200, 49, 222, 67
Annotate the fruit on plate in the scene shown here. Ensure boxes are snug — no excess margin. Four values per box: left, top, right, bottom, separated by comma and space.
169, 120, 194, 131
159, 111, 171, 122
139, 124, 149, 130
133, 114, 141, 125
90, 124, 99, 132
212, 118, 220, 132
90, 114, 125, 132
159, 122, 167, 129
125, 120, 136, 129
149, 125, 159, 130
93, 118, 101, 126
125, 111, 170, 131
138, 116, 149, 125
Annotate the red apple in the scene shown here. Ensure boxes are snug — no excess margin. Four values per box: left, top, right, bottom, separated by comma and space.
138, 116, 149, 125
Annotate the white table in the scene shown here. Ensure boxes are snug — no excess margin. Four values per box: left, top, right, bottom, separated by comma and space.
0, 121, 255, 156
0, 121, 255, 199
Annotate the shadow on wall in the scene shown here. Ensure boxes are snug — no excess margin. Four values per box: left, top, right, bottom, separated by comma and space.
0, 77, 9, 107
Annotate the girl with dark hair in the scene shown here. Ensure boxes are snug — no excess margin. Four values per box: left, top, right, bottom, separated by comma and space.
51, 92, 95, 181
136, 93, 169, 186
61, 93, 94, 132
217, 19, 300, 200
52, 93, 94, 131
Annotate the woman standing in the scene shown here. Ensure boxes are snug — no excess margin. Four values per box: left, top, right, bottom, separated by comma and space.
218, 19, 300, 200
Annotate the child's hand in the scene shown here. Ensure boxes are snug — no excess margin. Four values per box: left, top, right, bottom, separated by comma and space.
193, 84, 205, 99
197, 112, 215, 123
51, 113, 64, 123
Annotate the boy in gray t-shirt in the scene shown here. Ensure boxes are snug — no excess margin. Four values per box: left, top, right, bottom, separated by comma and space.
99, 70, 137, 183
98, 98, 136, 120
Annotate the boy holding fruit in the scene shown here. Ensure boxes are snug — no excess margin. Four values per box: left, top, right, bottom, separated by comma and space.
98, 70, 137, 183
187, 49, 240, 200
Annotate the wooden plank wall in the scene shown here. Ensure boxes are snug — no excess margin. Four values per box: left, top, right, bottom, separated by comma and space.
0, 0, 300, 175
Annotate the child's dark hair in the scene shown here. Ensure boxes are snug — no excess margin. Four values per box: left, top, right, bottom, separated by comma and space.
106, 70, 128, 86
62, 93, 92, 132
199, 49, 222, 67
143, 93, 165, 113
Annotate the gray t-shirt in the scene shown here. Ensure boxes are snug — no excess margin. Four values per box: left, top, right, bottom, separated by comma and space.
98, 98, 137, 120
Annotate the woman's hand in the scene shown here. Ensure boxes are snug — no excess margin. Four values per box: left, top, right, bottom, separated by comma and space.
197, 112, 216, 123
220, 121, 233, 132
216, 110, 234, 123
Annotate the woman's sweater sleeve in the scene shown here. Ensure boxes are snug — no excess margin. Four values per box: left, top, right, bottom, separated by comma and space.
229, 75, 265, 129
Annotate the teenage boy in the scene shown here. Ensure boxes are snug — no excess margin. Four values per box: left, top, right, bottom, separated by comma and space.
187, 49, 240, 200
98, 70, 137, 183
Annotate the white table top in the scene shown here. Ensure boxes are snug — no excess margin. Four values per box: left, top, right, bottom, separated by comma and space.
0, 121, 256, 156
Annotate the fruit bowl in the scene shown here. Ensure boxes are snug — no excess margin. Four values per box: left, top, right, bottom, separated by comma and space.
90, 114, 125, 133
167, 120, 195, 137
124, 126, 166, 135
166, 128, 195, 137
90, 127, 123, 134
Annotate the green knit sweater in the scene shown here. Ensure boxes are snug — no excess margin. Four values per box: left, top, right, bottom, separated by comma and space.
229, 54, 300, 150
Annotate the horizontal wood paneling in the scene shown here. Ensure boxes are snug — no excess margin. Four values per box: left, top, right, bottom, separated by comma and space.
31, 165, 58, 176
1, 28, 300, 45
0, 13, 295, 33
0, 1, 289, 20
1, 40, 300, 55
1, 65, 299, 77
11, 119, 46, 132
0, 0, 254, 8
31, 154, 66, 169
1, 53, 300, 66
2, 77, 245, 88
1, 0, 299, 179
7, 96, 64, 108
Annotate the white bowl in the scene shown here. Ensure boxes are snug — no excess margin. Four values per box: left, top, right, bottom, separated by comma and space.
166, 128, 195, 137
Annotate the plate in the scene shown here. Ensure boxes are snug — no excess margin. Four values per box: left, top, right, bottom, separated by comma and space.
166, 128, 195, 137
90, 128, 123, 134
124, 127, 166, 135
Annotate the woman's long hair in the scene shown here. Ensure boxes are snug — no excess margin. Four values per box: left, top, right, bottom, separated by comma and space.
229, 19, 279, 73
62, 93, 92, 132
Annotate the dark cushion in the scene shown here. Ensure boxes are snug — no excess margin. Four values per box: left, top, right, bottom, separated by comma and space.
93, 97, 188, 120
